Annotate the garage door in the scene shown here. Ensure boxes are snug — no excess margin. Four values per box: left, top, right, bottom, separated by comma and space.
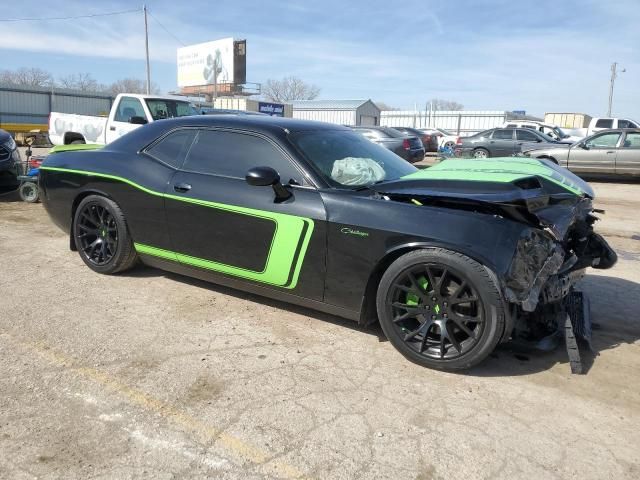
359, 115, 377, 126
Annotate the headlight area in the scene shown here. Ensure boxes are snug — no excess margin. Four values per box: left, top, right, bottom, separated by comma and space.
503, 228, 565, 312
3, 136, 17, 152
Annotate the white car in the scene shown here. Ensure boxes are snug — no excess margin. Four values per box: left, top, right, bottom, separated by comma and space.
419, 128, 459, 149
502, 120, 582, 143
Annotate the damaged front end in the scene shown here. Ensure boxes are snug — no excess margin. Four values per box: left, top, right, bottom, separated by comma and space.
376, 158, 618, 372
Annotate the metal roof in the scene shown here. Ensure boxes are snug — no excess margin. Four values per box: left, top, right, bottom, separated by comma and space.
291, 99, 374, 110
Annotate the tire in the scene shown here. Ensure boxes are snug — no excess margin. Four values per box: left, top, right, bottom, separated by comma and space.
72, 195, 138, 274
444, 141, 455, 148
18, 182, 39, 203
376, 248, 505, 371
70, 139, 85, 145
473, 148, 489, 159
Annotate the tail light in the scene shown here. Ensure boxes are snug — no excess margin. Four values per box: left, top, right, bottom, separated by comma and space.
402, 138, 410, 150
455, 137, 462, 145
423, 134, 432, 142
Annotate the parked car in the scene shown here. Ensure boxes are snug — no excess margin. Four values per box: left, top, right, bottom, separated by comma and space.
48, 93, 199, 146
455, 127, 567, 158
522, 129, 640, 176
351, 126, 425, 163
391, 127, 438, 152
419, 128, 458, 149
501, 120, 582, 143
39, 116, 616, 371
0, 129, 22, 187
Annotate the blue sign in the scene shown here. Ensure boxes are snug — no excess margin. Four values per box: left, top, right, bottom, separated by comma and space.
258, 102, 285, 117
512, 110, 526, 115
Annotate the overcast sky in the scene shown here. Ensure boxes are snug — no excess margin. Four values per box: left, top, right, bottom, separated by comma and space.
1, 0, 638, 117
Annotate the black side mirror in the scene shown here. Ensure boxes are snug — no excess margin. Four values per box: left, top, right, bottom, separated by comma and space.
579, 143, 589, 150
129, 116, 148, 125
246, 166, 292, 201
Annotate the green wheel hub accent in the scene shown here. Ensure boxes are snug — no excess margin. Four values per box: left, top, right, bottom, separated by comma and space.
40, 166, 314, 289
406, 276, 429, 306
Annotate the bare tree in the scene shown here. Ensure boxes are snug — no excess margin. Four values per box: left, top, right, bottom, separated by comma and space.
428, 98, 464, 111
262, 76, 320, 102
108, 78, 160, 95
375, 101, 400, 111
0, 67, 54, 87
58, 73, 100, 92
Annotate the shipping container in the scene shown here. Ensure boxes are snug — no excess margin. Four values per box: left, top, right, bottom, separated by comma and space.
544, 113, 592, 129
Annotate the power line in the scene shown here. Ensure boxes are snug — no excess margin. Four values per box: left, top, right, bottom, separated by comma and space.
0, 8, 140, 23
147, 10, 185, 46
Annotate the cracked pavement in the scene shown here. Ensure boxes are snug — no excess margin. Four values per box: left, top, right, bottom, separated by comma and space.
1, 172, 639, 479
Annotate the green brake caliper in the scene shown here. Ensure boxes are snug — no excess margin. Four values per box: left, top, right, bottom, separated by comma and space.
405, 276, 429, 306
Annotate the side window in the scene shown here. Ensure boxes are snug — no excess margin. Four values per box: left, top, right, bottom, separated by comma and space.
182, 130, 303, 184
505, 124, 517, 128
493, 129, 514, 140
622, 132, 640, 148
595, 118, 614, 128
114, 97, 145, 122
585, 132, 621, 148
144, 129, 195, 168
516, 129, 540, 141
618, 120, 639, 129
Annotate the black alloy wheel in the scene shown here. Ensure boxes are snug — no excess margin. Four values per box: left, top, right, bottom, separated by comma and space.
388, 264, 484, 360
376, 249, 504, 370
76, 202, 118, 266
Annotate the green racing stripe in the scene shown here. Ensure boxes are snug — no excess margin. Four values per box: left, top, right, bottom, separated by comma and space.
403, 157, 586, 196
39, 166, 314, 289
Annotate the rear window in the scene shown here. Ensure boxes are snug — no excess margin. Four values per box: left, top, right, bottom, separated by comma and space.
144, 129, 195, 168
493, 129, 514, 140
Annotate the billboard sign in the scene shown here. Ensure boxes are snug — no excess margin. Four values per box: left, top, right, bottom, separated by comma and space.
258, 102, 285, 117
177, 38, 236, 87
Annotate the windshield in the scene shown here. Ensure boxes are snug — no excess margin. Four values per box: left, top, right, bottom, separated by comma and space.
553, 127, 569, 139
290, 130, 417, 188
145, 99, 198, 120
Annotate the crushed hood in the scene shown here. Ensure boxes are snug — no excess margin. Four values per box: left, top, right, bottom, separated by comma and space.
374, 157, 596, 239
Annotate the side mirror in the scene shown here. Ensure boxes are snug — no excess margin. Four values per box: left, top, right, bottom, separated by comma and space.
579, 143, 589, 150
246, 166, 292, 201
129, 116, 148, 125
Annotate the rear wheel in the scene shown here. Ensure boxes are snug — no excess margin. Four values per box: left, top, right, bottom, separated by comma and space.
376, 249, 505, 371
73, 195, 137, 274
473, 148, 489, 159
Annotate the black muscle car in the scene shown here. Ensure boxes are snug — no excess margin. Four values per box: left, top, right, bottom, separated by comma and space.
39, 116, 616, 371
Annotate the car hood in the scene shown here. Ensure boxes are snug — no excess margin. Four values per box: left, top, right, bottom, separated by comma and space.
373, 157, 595, 239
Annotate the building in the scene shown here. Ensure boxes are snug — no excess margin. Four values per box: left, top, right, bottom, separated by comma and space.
291, 99, 380, 126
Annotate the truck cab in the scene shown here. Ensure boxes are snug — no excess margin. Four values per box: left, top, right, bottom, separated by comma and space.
49, 94, 198, 146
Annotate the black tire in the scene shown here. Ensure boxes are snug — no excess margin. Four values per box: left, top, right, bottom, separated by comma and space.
376, 248, 505, 371
18, 182, 39, 203
73, 195, 138, 274
70, 139, 85, 145
472, 148, 489, 159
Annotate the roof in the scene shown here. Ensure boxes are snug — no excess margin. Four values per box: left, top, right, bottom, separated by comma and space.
291, 99, 375, 110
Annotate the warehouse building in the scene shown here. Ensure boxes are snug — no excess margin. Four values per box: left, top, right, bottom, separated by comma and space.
291, 99, 380, 126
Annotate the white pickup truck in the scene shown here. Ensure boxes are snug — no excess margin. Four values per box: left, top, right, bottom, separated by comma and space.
563, 117, 640, 140
48, 93, 198, 145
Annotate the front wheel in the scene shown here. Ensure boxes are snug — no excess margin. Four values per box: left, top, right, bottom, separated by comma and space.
19, 182, 39, 203
473, 148, 489, 159
73, 195, 138, 274
376, 248, 505, 371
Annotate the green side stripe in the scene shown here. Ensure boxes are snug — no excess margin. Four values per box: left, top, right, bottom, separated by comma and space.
40, 166, 314, 289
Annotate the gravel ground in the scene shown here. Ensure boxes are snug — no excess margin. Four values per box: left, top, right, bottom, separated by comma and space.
1, 155, 639, 479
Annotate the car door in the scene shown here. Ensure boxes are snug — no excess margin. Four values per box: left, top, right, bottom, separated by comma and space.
616, 131, 640, 175
568, 131, 620, 173
489, 129, 516, 156
164, 128, 327, 300
516, 128, 544, 153
105, 96, 148, 143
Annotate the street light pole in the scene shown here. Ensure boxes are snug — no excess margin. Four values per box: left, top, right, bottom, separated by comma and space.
607, 62, 625, 117
143, 5, 151, 95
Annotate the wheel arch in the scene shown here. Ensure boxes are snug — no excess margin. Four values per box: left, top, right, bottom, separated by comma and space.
63, 132, 86, 145
358, 241, 501, 326
536, 154, 558, 164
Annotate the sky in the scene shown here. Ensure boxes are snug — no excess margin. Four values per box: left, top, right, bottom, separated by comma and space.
1, 0, 639, 118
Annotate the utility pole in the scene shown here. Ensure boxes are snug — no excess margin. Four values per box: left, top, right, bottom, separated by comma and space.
607, 62, 625, 117
144, 5, 151, 95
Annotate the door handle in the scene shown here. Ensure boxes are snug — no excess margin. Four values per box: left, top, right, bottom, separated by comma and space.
173, 183, 192, 193
606, 151, 615, 154
109, 126, 116, 131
